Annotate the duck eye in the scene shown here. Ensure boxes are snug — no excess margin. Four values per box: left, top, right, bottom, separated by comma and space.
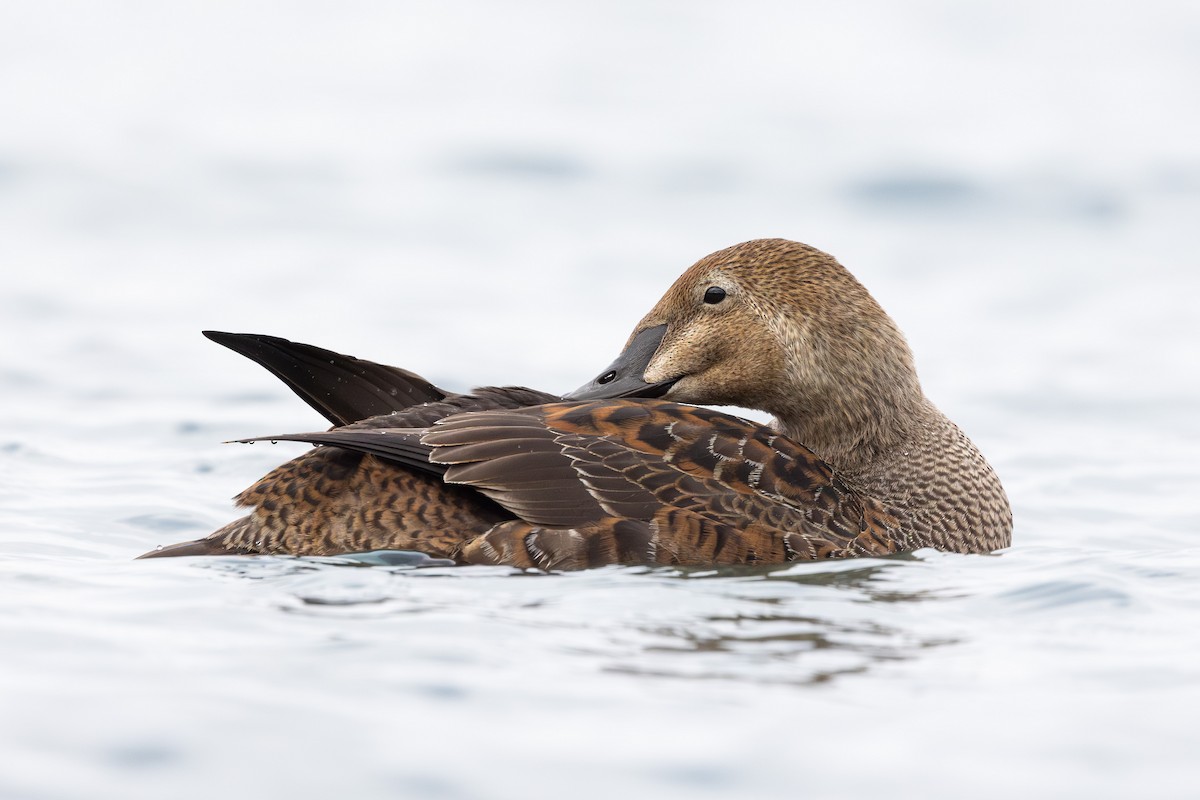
703, 286, 726, 305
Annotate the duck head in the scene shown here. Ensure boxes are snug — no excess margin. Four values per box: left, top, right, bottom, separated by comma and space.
566, 238, 925, 463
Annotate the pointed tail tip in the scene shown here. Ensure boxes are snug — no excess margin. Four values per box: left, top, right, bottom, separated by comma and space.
135, 538, 247, 559
202, 330, 263, 349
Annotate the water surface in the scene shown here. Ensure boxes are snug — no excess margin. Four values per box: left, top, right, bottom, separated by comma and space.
2, 3, 1199, 798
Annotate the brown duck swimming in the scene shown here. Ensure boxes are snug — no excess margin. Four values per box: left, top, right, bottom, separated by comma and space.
140, 239, 1012, 568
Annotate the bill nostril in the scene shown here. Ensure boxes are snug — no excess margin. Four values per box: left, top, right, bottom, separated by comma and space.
598, 370, 617, 385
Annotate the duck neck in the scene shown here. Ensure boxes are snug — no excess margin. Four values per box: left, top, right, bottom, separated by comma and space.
771, 386, 934, 487
774, 393, 1014, 554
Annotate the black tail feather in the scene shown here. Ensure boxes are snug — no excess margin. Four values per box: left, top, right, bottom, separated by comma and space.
204, 331, 447, 426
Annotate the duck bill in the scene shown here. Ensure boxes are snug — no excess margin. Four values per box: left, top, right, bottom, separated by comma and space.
563, 324, 677, 400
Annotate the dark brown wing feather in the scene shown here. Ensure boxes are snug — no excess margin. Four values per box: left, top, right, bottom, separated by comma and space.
422, 400, 901, 565
203, 331, 449, 426
234, 429, 443, 477
138, 385, 561, 559
230, 385, 566, 477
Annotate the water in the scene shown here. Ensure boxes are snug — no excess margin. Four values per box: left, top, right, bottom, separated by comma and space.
3, 2, 1200, 798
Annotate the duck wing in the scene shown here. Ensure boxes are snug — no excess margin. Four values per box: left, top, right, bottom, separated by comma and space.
138, 385, 561, 560
232, 385, 563, 474
203, 331, 448, 426
266, 399, 902, 568
235, 428, 444, 477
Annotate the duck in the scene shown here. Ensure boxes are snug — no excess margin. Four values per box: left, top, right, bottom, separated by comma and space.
139, 238, 1012, 568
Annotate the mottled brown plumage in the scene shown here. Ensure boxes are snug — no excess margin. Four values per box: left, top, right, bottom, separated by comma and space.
140, 238, 1012, 566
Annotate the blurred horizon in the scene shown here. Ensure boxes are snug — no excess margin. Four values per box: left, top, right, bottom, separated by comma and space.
3, 3, 1198, 403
